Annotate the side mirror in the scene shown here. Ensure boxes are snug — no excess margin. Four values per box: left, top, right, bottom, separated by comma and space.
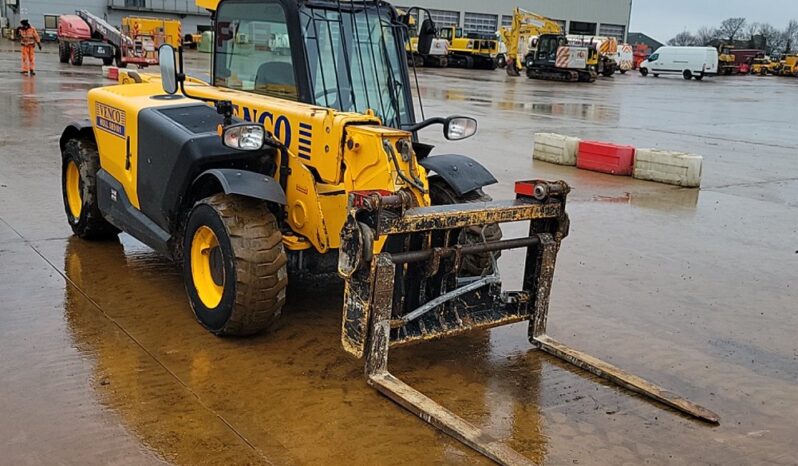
417, 18, 436, 55
444, 116, 477, 141
158, 44, 178, 95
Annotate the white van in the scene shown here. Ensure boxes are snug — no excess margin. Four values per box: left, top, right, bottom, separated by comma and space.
639, 46, 719, 80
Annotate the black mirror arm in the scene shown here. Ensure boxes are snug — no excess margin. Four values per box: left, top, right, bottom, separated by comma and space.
401, 117, 447, 133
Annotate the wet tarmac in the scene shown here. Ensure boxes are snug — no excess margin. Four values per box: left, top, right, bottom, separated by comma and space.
1, 43, 797, 465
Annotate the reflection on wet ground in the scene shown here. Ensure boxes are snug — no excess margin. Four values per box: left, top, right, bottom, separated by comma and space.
1, 46, 797, 465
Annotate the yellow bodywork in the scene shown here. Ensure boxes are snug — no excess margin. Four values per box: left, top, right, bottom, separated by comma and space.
779, 55, 798, 76
89, 77, 428, 254
439, 26, 498, 57
195, 0, 220, 10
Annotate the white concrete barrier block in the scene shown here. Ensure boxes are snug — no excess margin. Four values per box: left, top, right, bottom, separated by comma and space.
633, 149, 703, 187
533, 133, 580, 166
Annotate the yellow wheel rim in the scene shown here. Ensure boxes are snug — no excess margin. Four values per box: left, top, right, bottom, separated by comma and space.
190, 226, 225, 309
65, 160, 82, 219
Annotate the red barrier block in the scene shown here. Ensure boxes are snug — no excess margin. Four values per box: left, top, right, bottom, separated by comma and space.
577, 140, 636, 175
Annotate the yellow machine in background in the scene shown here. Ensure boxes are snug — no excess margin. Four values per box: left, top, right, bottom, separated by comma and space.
567, 34, 618, 76
438, 25, 499, 69
500, 8, 598, 82
498, 8, 562, 74
716, 42, 736, 75
401, 8, 449, 67
778, 54, 798, 76
122, 16, 182, 49
750, 56, 771, 75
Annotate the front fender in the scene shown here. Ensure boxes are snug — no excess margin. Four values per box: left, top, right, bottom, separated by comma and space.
193, 168, 286, 205
419, 154, 497, 196
60, 119, 94, 151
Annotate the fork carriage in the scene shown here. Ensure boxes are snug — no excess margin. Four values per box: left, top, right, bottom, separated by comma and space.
339, 179, 718, 465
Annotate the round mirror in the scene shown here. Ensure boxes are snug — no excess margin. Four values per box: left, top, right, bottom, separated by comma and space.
158, 45, 178, 95
444, 116, 478, 141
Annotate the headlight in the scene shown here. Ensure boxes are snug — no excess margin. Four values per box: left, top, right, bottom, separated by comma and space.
222, 123, 265, 151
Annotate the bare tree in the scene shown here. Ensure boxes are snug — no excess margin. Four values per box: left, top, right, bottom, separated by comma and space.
695, 26, 720, 45
668, 30, 698, 46
784, 19, 798, 53
757, 23, 784, 54
744, 22, 760, 40
718, 17, 747, 41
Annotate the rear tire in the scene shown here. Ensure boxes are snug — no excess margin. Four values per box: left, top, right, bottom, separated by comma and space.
69, 44, 83, 66
428, 178, 502, 276
183, 194, 287, 336
102, 57, 114, 66
61, 138, 120, 239
58, 41, 70, 63
683, 70, 692, 80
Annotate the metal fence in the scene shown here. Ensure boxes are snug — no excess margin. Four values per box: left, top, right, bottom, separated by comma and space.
107, 0, 205, 15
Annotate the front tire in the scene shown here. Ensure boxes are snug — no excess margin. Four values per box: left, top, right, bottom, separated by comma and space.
61, 138, 119, 239
183, 194, 287, 336
640, 67, 649, 77
428, 178, 502, 276
69, 44, 83, 66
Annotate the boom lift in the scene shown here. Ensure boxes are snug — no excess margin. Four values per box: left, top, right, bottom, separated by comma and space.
57, 9, 167, 68
60, 0, 718, 462
499, 8, 597, 82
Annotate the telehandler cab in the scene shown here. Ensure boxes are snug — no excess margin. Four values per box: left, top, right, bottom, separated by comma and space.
60, 0, 718, 462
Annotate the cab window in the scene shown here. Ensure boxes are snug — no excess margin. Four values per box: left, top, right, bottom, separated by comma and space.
648, 53, 659, 61
214, 0, 297, 100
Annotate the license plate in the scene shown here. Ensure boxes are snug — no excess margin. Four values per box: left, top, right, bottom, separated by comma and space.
97, 47, 105, 53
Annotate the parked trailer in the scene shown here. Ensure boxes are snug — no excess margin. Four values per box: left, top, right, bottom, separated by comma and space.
639, 46, 719, 80
730, 49, 765, 74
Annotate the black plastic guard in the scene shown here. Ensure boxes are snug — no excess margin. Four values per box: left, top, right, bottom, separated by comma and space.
419, 154, 497, 196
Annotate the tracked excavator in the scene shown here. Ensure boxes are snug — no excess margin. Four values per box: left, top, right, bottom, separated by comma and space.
60, 0, 718, 462
499, 8, 597, 82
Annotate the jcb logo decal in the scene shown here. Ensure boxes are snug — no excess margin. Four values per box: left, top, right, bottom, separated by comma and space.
95, 102, 126, 138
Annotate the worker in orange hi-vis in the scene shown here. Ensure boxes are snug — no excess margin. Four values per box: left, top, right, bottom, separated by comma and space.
18, 19, 42, 76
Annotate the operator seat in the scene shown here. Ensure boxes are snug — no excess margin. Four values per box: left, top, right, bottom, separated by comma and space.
255, 61, 296, 97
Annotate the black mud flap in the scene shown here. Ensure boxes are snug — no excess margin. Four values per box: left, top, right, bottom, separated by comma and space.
419, 154, 497, 196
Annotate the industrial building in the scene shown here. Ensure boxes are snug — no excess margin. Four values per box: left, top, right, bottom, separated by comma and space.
1, 1, 211, 36
2, 0, 632, 42
400, 0, 633, 41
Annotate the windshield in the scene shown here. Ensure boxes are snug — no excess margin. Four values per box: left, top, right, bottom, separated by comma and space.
300, 4, 413, 129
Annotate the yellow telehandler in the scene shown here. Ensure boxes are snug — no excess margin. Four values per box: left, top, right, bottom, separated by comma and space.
60, 0, 717, 462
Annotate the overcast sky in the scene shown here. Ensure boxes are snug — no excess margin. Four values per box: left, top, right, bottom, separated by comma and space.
630, 0, 796, 43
